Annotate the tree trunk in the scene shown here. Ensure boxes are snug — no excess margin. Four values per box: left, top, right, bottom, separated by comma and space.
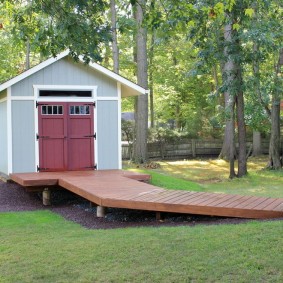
110, 0, 119, 73
149, 30, 155, 128
103, 42, 111, 68
212, 65, 219, 91
268, 48, 283, 169
236, 87, 247, 177
251, 40, 264, 157
234, 34, 247, 177
219, 93, 235, 161
133, 0, 148, 163
252, 131, 262, 156
219, 20, 236, 178
269, 97, 281, 169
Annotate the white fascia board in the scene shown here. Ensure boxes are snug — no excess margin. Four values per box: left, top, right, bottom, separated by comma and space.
0, 50, 69, 93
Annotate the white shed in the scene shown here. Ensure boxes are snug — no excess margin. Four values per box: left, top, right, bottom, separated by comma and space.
0, 51, 146, 177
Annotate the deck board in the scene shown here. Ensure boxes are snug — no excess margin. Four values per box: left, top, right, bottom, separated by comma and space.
9, 170, 283, 219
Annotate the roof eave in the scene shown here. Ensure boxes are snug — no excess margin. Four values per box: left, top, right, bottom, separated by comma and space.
0, 50, 148, 97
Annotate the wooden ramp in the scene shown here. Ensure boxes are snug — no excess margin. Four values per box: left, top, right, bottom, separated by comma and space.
10, 170, 283, 219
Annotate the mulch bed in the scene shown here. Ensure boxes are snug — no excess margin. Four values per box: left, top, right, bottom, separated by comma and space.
1, 180, 281, 229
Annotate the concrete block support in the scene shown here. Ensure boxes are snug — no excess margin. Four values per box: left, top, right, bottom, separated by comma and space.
156, 211, 164, 221
42, 188, 51, 206
97, 206, 106, 217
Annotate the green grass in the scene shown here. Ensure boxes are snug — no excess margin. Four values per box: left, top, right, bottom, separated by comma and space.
137, 169, 203, 191
0, 211, 282, 283
125, 157, 283, 198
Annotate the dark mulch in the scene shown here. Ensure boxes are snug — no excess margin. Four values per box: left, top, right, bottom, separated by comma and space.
1, 180, 281, 229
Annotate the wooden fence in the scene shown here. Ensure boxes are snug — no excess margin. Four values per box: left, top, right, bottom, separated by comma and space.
122, 139, 276, 160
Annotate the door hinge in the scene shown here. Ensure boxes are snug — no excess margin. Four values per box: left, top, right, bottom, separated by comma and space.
36, 134, 49, 140
37, 165, 49, 172
84, 102, 95, 107
84, 133, 96, 139
84, 164, 97, 170
36, 101, 47, 108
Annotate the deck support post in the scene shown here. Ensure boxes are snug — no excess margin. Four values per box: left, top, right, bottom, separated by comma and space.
89, 202, 96, 208
97, 206, 106, 217
156, 212, 164, 221
42, 188, 51, 206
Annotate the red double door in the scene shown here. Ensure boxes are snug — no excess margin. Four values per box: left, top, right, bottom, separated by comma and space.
38, 102, 95, 171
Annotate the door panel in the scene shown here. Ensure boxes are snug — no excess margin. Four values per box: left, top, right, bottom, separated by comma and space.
68, 103, 94, 170
68, 139, 94, 170
38, 103, 67, 171
38, 101, 95, 172
41, 139, 66, 170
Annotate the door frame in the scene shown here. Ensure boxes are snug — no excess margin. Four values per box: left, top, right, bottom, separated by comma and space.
34, 85, 98, 172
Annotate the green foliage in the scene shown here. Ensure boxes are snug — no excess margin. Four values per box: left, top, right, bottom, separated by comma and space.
148, 127, 188, 143
121, 119, 134, 143
0, 1, 40, 82
1, 0, 111, 65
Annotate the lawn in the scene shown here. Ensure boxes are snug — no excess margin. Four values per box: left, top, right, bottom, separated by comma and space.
0, 211, 282, 283
125, 156, 283, 198
1, 156, 282, 282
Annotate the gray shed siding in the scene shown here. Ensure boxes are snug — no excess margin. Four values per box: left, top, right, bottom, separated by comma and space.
11, 58, 117, 97
12, 101, 35, 173
97, 101, 119, 169
4, 57, 124, 173
0, 100, 8, 174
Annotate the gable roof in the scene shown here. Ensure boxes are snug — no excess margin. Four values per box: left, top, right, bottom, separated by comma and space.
0, 50, 147, 97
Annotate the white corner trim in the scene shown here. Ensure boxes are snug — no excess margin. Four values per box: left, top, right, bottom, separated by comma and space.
34, 98, 39, 172
94, 101, 98, 170
117, 83, 122, 169
7, 87, 12, 174
0, 51, 69, 93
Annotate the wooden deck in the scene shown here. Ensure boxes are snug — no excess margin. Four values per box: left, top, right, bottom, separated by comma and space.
10, 170, 283, 219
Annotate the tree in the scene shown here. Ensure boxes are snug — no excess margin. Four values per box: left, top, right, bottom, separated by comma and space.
243, 1, 283, 168
133, 0, 149, 163
222, 19, 237, 177
181, 1, 249, 177
269, 48, 283, 169
9, 0, 111, 62
110, 0, 119, 73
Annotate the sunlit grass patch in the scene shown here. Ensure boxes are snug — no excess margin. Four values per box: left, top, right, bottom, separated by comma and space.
124, 156, 283, 198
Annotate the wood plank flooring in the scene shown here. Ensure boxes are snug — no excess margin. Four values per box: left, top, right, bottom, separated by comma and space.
10, 170, 283, 219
